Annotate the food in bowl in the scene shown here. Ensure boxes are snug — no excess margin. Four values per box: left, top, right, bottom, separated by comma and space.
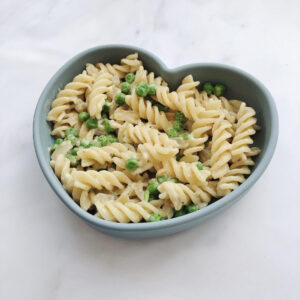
47, 53, 261, 223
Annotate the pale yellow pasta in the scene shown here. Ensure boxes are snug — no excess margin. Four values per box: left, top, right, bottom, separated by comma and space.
118, 123, 178, 147
231, 102, 258, 162
87, 71, 113, 118
158, 182, 210, 210
210, 115, 232, 179
47, 53, 261, 223
77, 143, 132, 167
157, 158, 210, 187
125, 92, 172, 131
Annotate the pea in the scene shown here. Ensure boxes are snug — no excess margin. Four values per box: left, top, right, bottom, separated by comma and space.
125, 73, 135, 84
157, 174, 169, 184
196, 162, 203, 170
78, 112, 90, 122
167, 128, 179, 138
135, 82, 149, 97
54, 138, 63, 145
175, 112, 187, 123
97, 135, 109, 147
125, 158, 139, 171
173, 120, 184, 132
71, 147, 82, 156
120, 82, 131, 94
101, 120, 115, 133
106, 134, 118, 144
174, 209, 186, 218
116, 93, 126, 105
50, 144, 58, 154
86, 118, 98, 129
148, 83, 156, 95
65, 153, 79, 167
214, 84, 226, 96
148, 213, 164, 222
65, 128, 78, 137
176, 153, 184, 161
203, 82, 214, 94
169, 177, 179, 183
102, 100, 111, 118
80, 138, 91, 148
146, 183, 159, 196
89, 140, 102, 148
186, 204, 198, 213
157, 103, 169, 112
183, 133, 190, 140
64, 135, 77, 145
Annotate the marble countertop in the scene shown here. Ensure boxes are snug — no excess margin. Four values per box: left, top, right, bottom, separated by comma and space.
1, 0, 299, 299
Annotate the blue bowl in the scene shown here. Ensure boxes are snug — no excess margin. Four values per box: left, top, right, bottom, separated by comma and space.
33, 45, 278, 238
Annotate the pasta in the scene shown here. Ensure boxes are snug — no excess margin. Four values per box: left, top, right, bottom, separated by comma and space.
47, 53, 261, 223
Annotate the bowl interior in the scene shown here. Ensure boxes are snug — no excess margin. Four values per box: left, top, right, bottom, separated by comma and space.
33, 45, 278, 234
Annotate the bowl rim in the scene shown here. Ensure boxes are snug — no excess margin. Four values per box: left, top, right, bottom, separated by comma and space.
33, 44, 279, 232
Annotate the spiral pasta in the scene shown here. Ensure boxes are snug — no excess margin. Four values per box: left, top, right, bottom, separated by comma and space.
158, 182, 210, 210
231, 102, 258, 162
125, 92, 172, 131
118, 123, 178, 147
47, 53, 261, 223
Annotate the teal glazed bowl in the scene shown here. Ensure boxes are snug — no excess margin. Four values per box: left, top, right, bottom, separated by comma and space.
33, 45, 278, 238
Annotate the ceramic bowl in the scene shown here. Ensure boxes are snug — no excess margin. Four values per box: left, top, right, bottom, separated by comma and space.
33, 45, 278, 238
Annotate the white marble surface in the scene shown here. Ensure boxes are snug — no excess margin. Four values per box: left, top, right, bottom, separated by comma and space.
1, 0, 300, 299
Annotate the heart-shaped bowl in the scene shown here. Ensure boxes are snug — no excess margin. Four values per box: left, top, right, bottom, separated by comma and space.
33, 44, 278, 238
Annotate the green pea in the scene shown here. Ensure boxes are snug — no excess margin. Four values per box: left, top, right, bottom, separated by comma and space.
50, 144, 58, 154
135, 82, 149, 97
176, 153, 184, 161
125, 73, 135, 84
120, 82, 131, 94
65, 128, 78, 137
97, 135, 109, 147
203, 82, 214, 94
80, 138, 91, 148
148, 213, 164, 222
148, 83, 156, 95
173, 120, 184, 132
78, 112, 90, 122
89, 140, 102, 148
167, 128, 179, 138
101, 120, 115, 133
144, 190, 150, 202
169, 177, 179, 183
214, 83, 226, 96
54, 138, 63, 145
86, 118, 98, 129
102, 100, 111, 118
183, 133, 190, 140
64, 135, 77, 145
157, 103, 169, 112
196, 162, 203, 170
106, 134, 118, 144
186, 204, 198, 213
175, 112, 187, 123
65, 153, 79, 167
157, 174, 169, 184
125, 158, 139, 171
116, 93, 126, 105
146, 183, 159, 196
174, 209, 186, 218
71, 147, 83, 156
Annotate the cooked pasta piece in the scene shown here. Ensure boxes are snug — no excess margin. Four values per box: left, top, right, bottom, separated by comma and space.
125, 92, 172, 131
158, 182, 210, 210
